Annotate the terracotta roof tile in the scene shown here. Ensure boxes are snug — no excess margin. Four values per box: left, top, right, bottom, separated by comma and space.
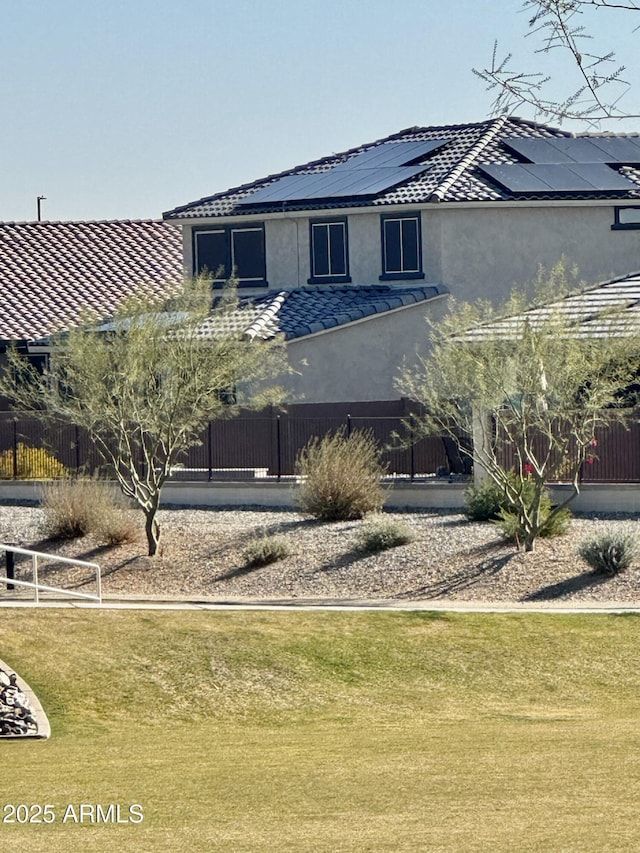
0, 220, 183, 341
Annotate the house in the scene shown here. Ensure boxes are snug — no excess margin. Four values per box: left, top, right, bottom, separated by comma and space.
164, 116, 640, 404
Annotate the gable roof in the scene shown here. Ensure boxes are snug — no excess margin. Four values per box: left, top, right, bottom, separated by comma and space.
0, 220, 183, 342
200, 284, 446, 342
461, 271, 640, 342
163, 117, 640, 221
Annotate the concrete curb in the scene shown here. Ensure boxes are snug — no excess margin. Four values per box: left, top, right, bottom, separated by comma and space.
1, 595, 640, 615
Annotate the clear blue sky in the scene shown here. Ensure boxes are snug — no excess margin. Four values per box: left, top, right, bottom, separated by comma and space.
1, 0, 638, 222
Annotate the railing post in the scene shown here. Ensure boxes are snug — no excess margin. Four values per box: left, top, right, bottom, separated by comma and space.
276, 415, 282, 482
6, 549, 14, 591
12, 419, 18, 480
32, 555, 39, 604
208, 421, 213, 481
346, 414, 352, 438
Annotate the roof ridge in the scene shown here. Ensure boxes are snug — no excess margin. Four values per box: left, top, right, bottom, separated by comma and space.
429, 115, 510, 202
244, 290, 288, 340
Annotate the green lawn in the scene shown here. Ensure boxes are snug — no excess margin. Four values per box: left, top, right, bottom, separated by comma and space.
2, 609, 640, 852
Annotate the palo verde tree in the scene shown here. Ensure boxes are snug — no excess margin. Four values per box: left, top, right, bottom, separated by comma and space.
397, 266, 639, 551
0, 278, 288, 556
474, 0, 640, 125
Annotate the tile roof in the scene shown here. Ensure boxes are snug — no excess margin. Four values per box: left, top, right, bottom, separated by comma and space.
204, 284, 446, 342
461, 271, 640, 341
0, 220, 183, 341
163, 117, 640, 220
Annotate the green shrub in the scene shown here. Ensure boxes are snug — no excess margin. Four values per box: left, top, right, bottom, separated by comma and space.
496, 502, 571, 543
294, 427, 387, 521
578, 528, 639, 576
243, 533, 291, 568
464, 480, 506, 521
0, 442, 67, 480
40, 478, 138, 543
354, 516, 415, 554
466, 474, 570, 543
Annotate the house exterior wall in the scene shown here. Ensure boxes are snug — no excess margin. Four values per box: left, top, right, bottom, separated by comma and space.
436, 204, 640, 303
183, 202, 639, 299
283, 297, 448, 403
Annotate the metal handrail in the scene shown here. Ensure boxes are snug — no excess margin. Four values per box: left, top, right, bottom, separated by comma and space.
0, 543, 101, 604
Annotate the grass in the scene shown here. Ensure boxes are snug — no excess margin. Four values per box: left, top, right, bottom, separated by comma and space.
3, 610, 640, 851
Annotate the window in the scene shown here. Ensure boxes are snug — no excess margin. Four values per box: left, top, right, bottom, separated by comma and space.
380, 215, 424, 280
612, 207, 640, 230
193, 224, 267, 287
308, 218, 351, 283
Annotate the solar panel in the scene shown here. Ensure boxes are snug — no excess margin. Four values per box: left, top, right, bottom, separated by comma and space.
239, 139, 447, 205
332, 139, 448, 170
502, 138, 576, 164
478, 163, 550, 193
586, 137, 640, 164
241, 165, 429, 204
503, 136, 640, 165
478, 162, 637, 193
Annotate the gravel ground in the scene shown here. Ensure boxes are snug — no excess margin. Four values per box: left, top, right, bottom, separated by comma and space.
1, 504, 640, 606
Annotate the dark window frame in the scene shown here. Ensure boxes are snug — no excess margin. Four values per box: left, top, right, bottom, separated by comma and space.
193, 223, 268, 287
612, 206, 640, 231
308, 217, 351, 284
379, 214, 424, 281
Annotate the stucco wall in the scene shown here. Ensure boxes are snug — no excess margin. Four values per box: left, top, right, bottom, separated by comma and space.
284, 296, 448, 403
437, 204, 640, 303
182, 202, 639, 298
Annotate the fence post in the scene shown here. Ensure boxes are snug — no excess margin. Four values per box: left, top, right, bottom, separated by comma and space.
208, 421, 213, 481
75, 424, 81, 473
346, 414, 352, 438
276, 415, 282, 482
12, 419, 18, 480
410, 418, 416, 481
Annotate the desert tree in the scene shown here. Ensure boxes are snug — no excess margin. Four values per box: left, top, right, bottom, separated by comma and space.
474, 0, 640, 124
0, 278, 289, 555
397, 266, 639, 551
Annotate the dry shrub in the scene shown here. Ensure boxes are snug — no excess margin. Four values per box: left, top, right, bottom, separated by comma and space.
294, 427, 386, 521
354, 515, 415, 554
0, 443, 67, 480
243, 533, 291, 568
578, 527, 639, 576
40, 478, 138, 544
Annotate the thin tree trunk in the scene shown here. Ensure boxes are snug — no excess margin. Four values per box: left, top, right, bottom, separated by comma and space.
144, 509, 161, 556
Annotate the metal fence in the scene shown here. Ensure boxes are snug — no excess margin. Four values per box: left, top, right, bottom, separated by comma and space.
0, 409, 450, 482
3, 405, 638, 484
493, 412, 640, 484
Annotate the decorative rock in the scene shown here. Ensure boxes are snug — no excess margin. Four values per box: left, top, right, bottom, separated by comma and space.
0, 662, 50, 738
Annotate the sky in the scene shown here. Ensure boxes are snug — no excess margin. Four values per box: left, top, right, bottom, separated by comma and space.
1, 0, 639, 222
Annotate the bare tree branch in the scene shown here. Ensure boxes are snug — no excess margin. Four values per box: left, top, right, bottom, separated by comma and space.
474, 0, 639, 124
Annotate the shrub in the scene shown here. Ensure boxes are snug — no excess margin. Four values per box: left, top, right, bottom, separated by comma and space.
0, 443, 67, 480
464, 480, 506, 521
40, 478, 138, 543
243, 533, 291, 568
496, 502, 571, 543
465, 474, 570, 543
578, 528, 639, 576
354, 516, 415, 554
294, 427, 387, 521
